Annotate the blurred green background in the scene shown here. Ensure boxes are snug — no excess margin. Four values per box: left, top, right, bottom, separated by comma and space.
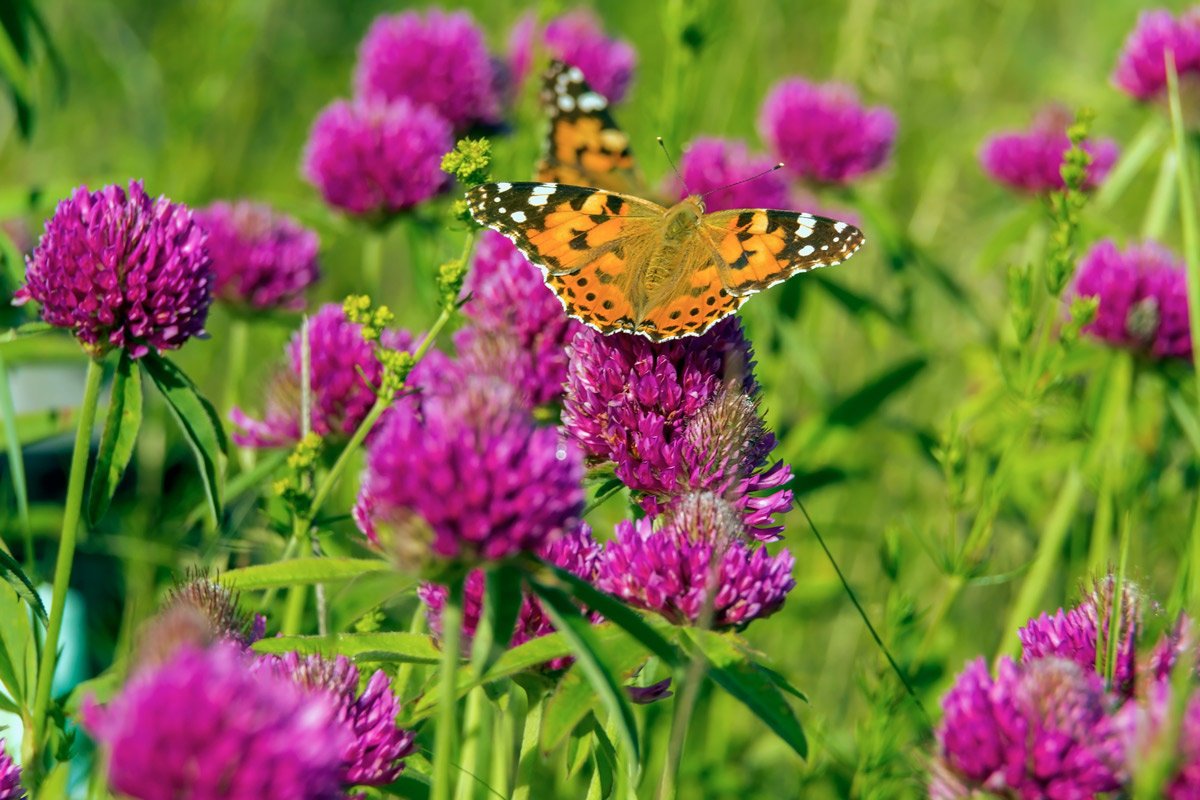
2, 1, 1196, 798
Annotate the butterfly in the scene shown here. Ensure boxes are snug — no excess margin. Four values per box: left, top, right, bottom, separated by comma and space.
466, 181, 864, 341
535, 60, 646, 195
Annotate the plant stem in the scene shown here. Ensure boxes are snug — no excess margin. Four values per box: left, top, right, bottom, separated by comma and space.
1166, 57, 1200, 611
511, 685, 545, 800
0, 349, 34, 572
363, 229, 384, 299
454, 686, 488, 800
222, 316, 248, 417
433, 578, 464, 800
27, 356, 104, 780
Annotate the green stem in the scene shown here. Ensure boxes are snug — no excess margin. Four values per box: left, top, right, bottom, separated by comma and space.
510, 686, 545, 800
362, 229, 384, 299
222, 317, 248, 417
0, 349, 33, 572
1167, 57, 1200, 611
27, 356, 104, 779
433, 579, 464, 800
998, 468, 1084, 658
454, 686, 488, 800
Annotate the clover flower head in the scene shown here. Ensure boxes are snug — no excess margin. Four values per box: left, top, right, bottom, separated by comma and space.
194, 201, 319, 312
15, 180, 212, 359
253, 652, 416, 787
302, 98, 452, 221
230, 303, 422, 448
354, 9, 502, 132
356, 376, 584, 562
0, 742, 22, 800
542, 9, 636, 104
668, 137, 793, 213
1070, 239, 1192, 361
82, 643, 350, 800
979, 106, 1119, 194
595, 493, 795, 629
1113, 8, 1200, 102
758, 78, 896, 185
931, 656, 1126, 800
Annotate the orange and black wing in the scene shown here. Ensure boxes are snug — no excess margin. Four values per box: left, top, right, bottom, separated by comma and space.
535, 61, 644, 195
465, 182, 662, 336
702, 209, 865, 295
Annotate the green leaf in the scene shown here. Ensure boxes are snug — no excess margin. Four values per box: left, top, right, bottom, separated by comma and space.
566, 712, 596, 777
184, 449, 288, 529
0, 349, 30, 548
0, 322, 55, 343
87, 349, 143, 524
141, 351, 226, 525
528, 579, 641, 775
34, 763, 70, 800
826, 356, 927, 428
685, 629, 807, 758
0, 547, 46, 624
221, 558, 396, 590
541, 626, 649, 751
0, 582, 33, 709
540, 558, 681, 667
591, 720, 618, 799
470, 563, 523, 677
252, 631, 442, 664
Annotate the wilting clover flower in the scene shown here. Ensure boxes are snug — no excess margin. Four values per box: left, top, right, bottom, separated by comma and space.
1019, 577, 1143, 697
14, 180, 212, 359
135, 576, 266, 667
564, 318, 792, 540
82, 643, 350, 800
453, 231, 583, 408
1070, 239, 1192, 361
0, 742, 22, 800
302, 98, 452, 221
979, 107, 1119, 194
541, 9, 636, 104
356, 377, 585, 562
930, 656, 1126, 800
667, 137, 792, 213
595, 493, 795, 629
1113, 8, 1200, 102
419, 524, 602, 670
253, 652, 416, 787
354, 9, 502, 133
231, 303, 421, 448
194, 201, 319, 312
759, 78, 896, 185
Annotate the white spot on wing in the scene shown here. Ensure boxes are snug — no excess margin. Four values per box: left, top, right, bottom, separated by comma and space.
557, 94, 575, 112
510, 210, 527, 223
568, 66, 584, 83
495, 182, 512, 192
834, 222, 847, 233
531, 184, 556, 195
528, 194, 549, 206
798, 245, 815, 257
578, 92, 605, 112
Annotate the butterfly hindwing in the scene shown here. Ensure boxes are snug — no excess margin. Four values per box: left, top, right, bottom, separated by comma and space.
704, 209, 865, 295
536, 60, 644, 194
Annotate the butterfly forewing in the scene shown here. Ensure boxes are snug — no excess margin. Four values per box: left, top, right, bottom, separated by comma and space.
703, 209, 865, 295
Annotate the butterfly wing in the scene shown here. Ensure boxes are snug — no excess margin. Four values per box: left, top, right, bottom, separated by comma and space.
535, 61, 645, 195
701, 209, 865, 295
466, 182, 664, 336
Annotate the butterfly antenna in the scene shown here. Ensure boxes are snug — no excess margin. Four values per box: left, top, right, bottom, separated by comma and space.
657, 137, 691, 195
700, 162, 786, 201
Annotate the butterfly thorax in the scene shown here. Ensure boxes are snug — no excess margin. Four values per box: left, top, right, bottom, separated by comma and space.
662, 197, 706, 242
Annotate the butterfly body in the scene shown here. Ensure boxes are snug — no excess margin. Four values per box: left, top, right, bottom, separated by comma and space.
467, 182, 865, 341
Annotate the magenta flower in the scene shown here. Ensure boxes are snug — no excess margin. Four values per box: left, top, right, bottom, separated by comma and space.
931, 656, 1126, 800
563, 319, 793, 540
419, 524, 602, 670
194, 201, 319, 312
1070, 239, 1192, 361
758, 78, 896, 185
980, 107, 1119, 194
595, 493, 794, 629
354, 9, 502, 133
231, 303, 423, 448
0, 742, 22, 800
1113, 8, 1200, 102
542, 9, 636, 104
453, 231, 583, 408
14, 180, 212, 359
82, 643, 350, 800
667, 137, 793, 213
1162, 687, 1200, 798
356, 377, 585, 562
253, 652, 416, 787
135, 576, 266, 667
302, 98, 452, 221
1019, 577, 1144, 698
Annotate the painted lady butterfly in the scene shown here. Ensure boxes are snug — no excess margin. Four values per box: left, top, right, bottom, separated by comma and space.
466, 63, 865, 341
